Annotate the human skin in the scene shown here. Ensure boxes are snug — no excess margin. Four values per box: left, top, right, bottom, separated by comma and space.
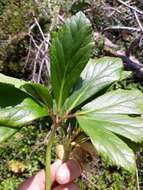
18, 159, 81, 190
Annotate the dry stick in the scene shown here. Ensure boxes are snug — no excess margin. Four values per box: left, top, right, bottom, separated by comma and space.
134, 11, 143, 33
105, 5, 143, 79
30, 34, 50, 82
45, 57, 51, 78
25, 23, 36, 67
37, 58, 45, 83
28, 12, 64, 83
27, 17, 51, 83
29, 12, 63, 83
139, 35, 143, 47
107, 48, 143, 80
104, 26, 141, 32
30, 35, 47, 58
37, 44, 46, 83
29, 22, 36, 32
37, 34, 51, 82
102, 6, 122, 14
45, 57, 51, 81
117, 0, 143, 15
102, 5, 123, 17
95, 32, 143, 80
58, 14, 65, 23
33, 41, 49, 83
133, 10, 143, 53
34, 17, 51, 46
30, 36, 44, 82
34, 17, 46, 41
37, 41, 50, 83
34, 18, 51, 82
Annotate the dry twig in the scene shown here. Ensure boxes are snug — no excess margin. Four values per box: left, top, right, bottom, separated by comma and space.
134, 11, 143, 33
25, 8, 65, 84
104, 26, 141, 32
117, 0, 143, 15
26, 18, 51, 83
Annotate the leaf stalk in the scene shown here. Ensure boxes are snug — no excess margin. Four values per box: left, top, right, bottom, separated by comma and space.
45, 124, 57, 190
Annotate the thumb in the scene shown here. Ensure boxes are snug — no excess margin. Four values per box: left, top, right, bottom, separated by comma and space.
56, 159, 81, 185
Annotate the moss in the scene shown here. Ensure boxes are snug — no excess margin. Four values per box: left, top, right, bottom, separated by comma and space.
0, 0, 36, 37
0, 0, 9, 15
0, 0, 36, 78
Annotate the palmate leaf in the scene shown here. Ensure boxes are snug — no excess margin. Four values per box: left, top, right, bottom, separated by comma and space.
81, 89, 143, 115
21, 83, 53, 108
78, 114, 143, 144
0, 98, 48, 127
50, 12, 94, 110
0, 73, 26, 88
0, 73, 52, 108
0, 84, 48, 142
77, 115, 136, 172
76, 89, 143, 172
63, 57, 123, 114
0, 84, 48, 127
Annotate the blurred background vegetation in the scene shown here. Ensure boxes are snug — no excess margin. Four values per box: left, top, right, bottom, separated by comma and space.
0, 0, 143, 189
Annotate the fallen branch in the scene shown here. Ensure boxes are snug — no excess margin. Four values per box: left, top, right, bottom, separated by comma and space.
95, 32, 143, 80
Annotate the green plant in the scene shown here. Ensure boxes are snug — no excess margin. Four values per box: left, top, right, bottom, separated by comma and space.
1, 12, 143, 190
0, 0, 9, 15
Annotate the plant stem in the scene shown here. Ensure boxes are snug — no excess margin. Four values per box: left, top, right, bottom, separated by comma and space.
136, 167, 140, 190
45, 125, 56, 190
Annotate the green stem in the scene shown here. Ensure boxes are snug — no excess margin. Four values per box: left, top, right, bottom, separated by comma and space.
136, 167, 140, 190
45, 125, 56, 190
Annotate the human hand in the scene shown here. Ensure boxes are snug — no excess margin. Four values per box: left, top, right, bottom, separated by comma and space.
18, 159, 81, 190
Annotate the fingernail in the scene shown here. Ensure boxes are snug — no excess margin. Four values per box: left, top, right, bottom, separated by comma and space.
56, 166, 70, 184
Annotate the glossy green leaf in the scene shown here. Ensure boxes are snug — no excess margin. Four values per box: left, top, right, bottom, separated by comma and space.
50, 12, 94, 109
0, 73, 53, 108
81, 89, 143, 115
0, 127, 18, 142
77, 114, 143, 143
76, 89, 143, 172
0, 83, 48, 127
0, 73, 26, 88
77, 115, 136, 172
63, 57, 123, 113
22, 83, 53, 108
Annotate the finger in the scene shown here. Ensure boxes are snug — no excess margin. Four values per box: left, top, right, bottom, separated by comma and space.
53, 183, 80, 190
51, 159, 62, 183
18, 170, 45, 190
18, 160, 62, 190
56, 159, 81, 185
31, 159, 62, 187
